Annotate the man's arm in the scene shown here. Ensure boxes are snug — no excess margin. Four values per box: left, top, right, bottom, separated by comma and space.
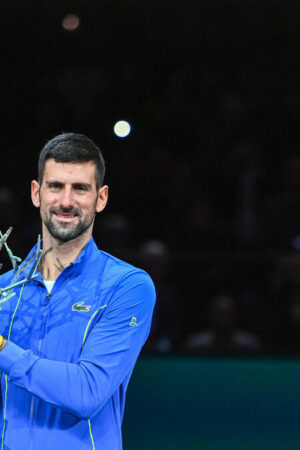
0, 271, 155, 419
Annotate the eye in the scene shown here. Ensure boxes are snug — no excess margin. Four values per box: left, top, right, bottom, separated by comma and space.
49, 182, 62, 191
74, 184, 88, 192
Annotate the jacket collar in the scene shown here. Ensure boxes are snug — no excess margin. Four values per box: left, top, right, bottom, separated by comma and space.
19, 236, 99, 280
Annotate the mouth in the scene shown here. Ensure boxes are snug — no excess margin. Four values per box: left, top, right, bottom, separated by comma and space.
53, 212, 79, 223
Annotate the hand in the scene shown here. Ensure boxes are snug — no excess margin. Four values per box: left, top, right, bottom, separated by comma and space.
0, 338, 7, 352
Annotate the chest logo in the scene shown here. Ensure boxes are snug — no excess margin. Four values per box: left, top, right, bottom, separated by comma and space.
130, 316, 138, 327
72, 302, 91, 312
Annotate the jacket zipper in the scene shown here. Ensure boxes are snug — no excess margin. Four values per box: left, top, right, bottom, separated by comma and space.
29, 291, 51, 450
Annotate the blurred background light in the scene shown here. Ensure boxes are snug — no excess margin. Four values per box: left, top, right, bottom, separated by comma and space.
62, 14, 80, 31
114, 120, 131, 138
291, 236, 300, 250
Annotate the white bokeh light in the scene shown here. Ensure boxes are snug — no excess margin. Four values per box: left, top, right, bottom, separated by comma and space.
113, 121, 131, 138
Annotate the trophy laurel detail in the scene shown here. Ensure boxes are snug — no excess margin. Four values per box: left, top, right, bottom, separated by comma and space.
0, 227, 43, 308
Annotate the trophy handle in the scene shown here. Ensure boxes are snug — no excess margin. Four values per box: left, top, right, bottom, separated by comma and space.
0, 229, 43, 308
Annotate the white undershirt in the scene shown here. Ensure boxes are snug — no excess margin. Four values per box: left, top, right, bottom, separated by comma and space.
44, 280, 55, 294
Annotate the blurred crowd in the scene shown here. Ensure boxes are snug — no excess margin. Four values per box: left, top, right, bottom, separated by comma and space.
1, 141, 300, 356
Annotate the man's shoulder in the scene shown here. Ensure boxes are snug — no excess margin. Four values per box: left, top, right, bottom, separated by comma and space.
100, 249, 145, 275
98, 250, 154, 288
97, 250, 156, 312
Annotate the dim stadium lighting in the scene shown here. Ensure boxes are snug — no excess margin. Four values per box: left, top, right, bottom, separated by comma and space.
62, 14, 80, 31
113, 121, 131, 138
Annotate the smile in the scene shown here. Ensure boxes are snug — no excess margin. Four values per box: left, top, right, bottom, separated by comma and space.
53, 213, 78, 223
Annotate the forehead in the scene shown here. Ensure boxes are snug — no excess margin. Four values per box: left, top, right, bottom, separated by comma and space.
42, 159, 97, 185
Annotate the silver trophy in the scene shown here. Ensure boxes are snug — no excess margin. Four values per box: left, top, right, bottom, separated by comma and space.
0, 227, 43, 308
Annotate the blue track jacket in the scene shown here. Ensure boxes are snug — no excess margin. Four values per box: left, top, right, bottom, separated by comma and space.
0, 238, 155, 449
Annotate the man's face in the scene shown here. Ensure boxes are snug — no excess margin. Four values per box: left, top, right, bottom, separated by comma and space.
31, 159, 108, 243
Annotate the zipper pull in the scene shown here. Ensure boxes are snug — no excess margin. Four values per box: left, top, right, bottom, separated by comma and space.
42, 292, 51, 306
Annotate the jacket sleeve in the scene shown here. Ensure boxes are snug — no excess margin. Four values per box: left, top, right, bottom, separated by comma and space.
0, 271, 156, 419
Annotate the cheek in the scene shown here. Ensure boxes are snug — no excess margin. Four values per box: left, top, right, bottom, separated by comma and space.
40, 192, 59, 207
39, 195, 53, 217
82, 195, 98, 210
86, 200, 97, 214
80, 200, 98, 218
39, 204, 48, 220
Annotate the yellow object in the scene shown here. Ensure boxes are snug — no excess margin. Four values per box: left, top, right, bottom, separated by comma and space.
0, 335, 3, 350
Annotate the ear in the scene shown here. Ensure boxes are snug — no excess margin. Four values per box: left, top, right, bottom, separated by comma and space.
31, 180, 41, 208
96, 185, 108, 213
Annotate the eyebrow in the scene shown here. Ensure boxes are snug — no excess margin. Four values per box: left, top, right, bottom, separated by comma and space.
72, 182, 93, 189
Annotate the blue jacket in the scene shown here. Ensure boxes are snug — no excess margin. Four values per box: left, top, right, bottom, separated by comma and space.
0, 238, 155, 449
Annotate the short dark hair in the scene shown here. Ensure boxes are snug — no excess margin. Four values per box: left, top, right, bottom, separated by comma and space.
38, 133, 105, 188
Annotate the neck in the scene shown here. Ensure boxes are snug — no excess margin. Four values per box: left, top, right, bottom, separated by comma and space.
39, 227, 91, 281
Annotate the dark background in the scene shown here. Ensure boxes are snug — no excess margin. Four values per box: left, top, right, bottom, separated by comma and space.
0, 0, 300, 355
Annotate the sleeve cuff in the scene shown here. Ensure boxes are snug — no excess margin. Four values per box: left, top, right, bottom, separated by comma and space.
0, 341, 26, 375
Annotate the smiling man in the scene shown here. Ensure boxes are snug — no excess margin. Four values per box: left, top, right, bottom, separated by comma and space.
0, 133, 156, 450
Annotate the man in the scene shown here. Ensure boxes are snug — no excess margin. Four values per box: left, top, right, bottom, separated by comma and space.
0, 133, 156, 449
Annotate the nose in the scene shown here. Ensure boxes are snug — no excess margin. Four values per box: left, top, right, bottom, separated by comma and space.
60, 187, 74, 208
